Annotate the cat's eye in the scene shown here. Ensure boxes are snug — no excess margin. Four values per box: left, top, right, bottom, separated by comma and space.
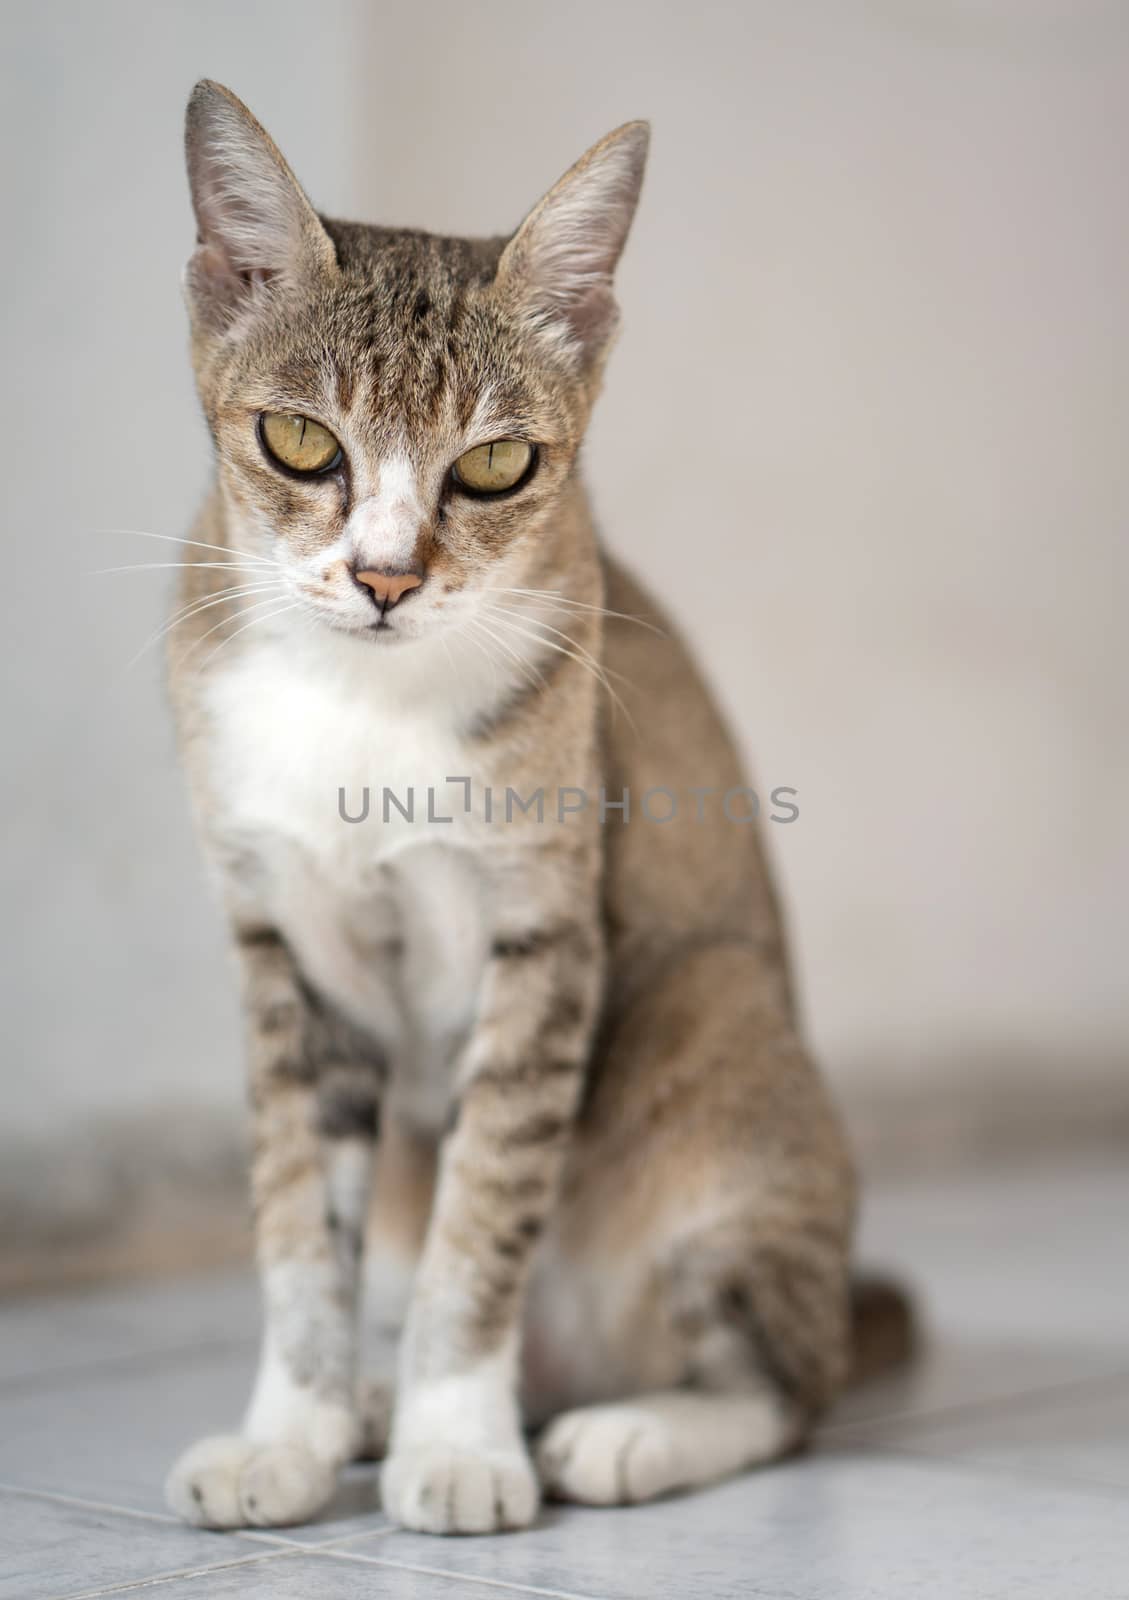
452, 439, 534, 495
259, 413, 342, 475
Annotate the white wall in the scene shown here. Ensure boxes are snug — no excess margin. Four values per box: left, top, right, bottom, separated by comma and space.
1, 1, 369, 1148
3, 2, 1127, 1194
348, 0, 1129, 1105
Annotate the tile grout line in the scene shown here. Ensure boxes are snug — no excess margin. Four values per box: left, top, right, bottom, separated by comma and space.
286, 1522, 402, 1550
822, 1363, 1129, 1440
52, 1544, 302, 1600
0, 1483, 612, 1600
0, 1483, 194, 1530
1, 1481, 615, 1600
315, 1544, 612, 1600
316, 1544, 794, 1600
0, 1480, 396, 1551
845, 1434, 1129, 1507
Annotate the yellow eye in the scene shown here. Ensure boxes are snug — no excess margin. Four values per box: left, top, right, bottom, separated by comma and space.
453, 439, 534, 494
260, 413, 342, 474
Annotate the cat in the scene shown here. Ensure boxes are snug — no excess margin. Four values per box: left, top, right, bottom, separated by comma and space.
163, 80, 908, 1537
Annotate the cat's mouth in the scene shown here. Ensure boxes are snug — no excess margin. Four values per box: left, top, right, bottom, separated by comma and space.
298, 573, 445, 646
321, 610, 415, 644
367, 617, 407, 641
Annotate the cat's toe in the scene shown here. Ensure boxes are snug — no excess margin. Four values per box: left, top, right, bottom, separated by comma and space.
238, 1441, 336, 1526
381, 1444, 538, 1534
165, 1435, 257, 1528
536, 1405, 681, 1505
165, 1435, 335, 1529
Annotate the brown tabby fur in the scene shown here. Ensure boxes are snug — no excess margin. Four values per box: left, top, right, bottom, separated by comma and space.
163, 81, 909, 1538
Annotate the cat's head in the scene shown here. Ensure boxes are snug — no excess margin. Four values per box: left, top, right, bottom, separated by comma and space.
183, 80, 647, 646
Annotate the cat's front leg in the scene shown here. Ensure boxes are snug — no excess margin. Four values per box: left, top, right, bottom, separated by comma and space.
382, 850, 603, 1534
166, 926, 382, 1528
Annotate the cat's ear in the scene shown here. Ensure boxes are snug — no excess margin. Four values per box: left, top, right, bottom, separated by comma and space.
496, 121, 649, 368
184, 80, 337, 330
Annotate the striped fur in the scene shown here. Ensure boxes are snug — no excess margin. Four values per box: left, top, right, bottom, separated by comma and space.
164, 83, 871, 1537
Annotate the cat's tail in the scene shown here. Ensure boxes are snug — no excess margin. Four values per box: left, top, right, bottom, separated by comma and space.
848, 1273, 919, 1385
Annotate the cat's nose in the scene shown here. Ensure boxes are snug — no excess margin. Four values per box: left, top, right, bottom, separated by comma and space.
353, 565, 424, 608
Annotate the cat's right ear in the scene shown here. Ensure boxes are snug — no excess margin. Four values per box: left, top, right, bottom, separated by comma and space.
184, 80, 337, 330
495, 121, 650, 371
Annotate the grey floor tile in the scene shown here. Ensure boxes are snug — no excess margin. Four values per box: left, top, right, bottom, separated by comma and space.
0, 1271, 257, 1388
835, 1160, 1129, 1430
837, 1372, 1129, 1493
349, 1448, 1129, 1600
0, 1345, 254, 1512
2, 1160, 1126, 1598
103, 1548, 542, 1597
829, 1334, 1126, 1432
857, 1162, 1129, 1352
0, 1341, 390, 1543
0, 1488, 277, 1600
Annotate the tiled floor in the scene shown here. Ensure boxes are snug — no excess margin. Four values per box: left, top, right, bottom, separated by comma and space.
1, 1160, 1126, 1599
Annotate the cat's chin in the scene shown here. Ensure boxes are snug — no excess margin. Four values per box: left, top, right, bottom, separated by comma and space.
323, 617, 414, 646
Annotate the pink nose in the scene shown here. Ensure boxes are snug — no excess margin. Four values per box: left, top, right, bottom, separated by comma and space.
354, 568, 423, 607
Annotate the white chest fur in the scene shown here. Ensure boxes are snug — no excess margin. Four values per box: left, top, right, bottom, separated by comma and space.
202, 619, 522, 1124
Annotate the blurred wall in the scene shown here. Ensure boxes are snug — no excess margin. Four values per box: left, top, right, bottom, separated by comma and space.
1, 1, 372, 1263
3, 0, 1128, 1272
357, 0, 1129, 1136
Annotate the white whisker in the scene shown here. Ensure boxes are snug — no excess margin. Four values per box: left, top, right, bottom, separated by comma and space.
466, 615, 546, 695
482, 586, 663, 635
480, 604, 636, 730
88, 527, 275, 567
90, 560, 279, 577
451, 619, 503, 699
176, 593, 298, 675
195, 598, 302, 674
483, 602, 631, 683
128, 580, 289, 670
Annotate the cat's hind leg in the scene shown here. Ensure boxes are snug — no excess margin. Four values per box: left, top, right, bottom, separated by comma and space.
166, 930, 382, 1528
537, 1388, 797, 1506
529, 940, 855, 1507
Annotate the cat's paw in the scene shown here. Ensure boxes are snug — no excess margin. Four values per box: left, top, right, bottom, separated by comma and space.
381, 1444, 539, 1534
165, 1434, 336, 1528
536, 1404, 682, 1505
244, 1386, 360, 1469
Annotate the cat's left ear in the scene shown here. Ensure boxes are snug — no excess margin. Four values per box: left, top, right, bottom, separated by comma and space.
184, 79, 337, 331
496, 121, 650, 368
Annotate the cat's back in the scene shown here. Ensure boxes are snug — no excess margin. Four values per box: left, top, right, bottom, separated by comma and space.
598, 552, 793, 1002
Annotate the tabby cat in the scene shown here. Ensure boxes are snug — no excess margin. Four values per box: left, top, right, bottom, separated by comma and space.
163, 80, 902, 1537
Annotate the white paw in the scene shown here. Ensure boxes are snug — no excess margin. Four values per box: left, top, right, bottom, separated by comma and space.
536, 1404, 683, 1505
381, 1444, 539, 1534
244, 1379, 360, 1469
165, 1434, 336, 1528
